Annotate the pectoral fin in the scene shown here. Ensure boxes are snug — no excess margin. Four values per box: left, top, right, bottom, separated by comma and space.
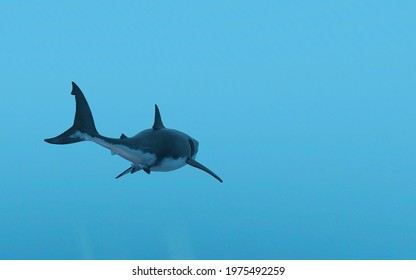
186, 158, 223, 183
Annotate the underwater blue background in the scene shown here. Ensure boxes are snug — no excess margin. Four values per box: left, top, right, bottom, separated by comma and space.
1, 1, 415, 259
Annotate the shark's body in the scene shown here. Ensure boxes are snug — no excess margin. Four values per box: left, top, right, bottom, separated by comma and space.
44, 82, 223, 183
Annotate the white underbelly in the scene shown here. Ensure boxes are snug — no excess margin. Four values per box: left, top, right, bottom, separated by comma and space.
90, 137, 156, 166
151, 157, 187, 172
111, 144, 156, 164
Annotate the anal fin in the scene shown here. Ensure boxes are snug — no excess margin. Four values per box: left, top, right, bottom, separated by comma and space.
115, 166, 133, 179
115, 164, 143, 179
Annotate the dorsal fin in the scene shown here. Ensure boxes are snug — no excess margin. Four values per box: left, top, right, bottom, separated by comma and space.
120, 133, 127, 139
152, 104, 165, 130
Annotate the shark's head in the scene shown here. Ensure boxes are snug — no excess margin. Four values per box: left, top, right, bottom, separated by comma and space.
188, 137, 199, 159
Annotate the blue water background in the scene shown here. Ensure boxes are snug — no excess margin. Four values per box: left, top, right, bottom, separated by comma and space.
1, 1, 415, 259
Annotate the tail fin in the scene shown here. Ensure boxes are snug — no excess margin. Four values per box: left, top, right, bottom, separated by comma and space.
44, 82, 99, 144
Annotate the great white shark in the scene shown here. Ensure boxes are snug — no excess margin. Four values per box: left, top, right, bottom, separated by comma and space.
44, 82, 223, 183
